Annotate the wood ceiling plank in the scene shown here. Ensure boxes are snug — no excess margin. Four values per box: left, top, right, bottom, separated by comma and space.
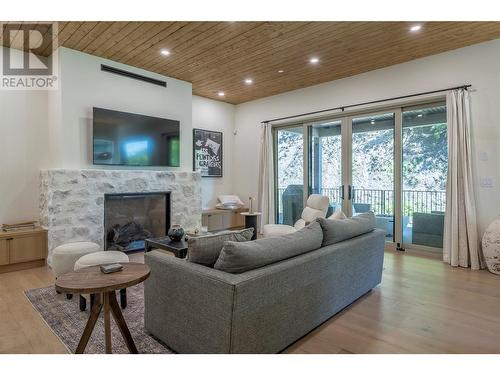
190, 22, 369, 90
83, 22, 131, 54
164, 22, 309, 79
105, 21, 176, 61
72, 21, 114, 52
135, 22, 260, 70
129, 22, 216, 71
122, 21, 226, 66
57, 22, 83, 47
118, 22, 190, 64
63, 22, 99, 50
89, 22, 143, 57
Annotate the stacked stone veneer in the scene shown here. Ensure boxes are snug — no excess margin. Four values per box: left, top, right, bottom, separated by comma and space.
40, 169, 202, 263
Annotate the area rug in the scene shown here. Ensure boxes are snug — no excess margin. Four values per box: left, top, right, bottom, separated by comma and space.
25, 283, 173, 354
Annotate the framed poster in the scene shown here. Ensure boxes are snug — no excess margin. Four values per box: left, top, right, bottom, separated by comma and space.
193, 128, 223, 177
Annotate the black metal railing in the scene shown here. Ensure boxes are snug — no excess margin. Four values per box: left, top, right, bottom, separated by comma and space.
277, 187, 446, 217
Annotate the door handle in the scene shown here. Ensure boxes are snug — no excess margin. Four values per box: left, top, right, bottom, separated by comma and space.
341, 185, 345, 200
348, 185, 352, 200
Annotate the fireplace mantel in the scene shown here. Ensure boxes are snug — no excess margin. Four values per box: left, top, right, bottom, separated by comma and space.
40, 169, 202, 263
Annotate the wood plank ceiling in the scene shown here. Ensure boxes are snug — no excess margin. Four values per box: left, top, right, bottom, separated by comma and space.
2, 21, 500, 104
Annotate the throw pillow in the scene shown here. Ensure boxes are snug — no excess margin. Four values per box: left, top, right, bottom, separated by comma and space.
218, 195, 245, 206
214, 221, 323, 274
187, 228, 253, 267
317, 211, 375, 246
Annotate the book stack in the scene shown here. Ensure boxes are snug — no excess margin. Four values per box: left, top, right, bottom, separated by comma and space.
2, 221, 38, 232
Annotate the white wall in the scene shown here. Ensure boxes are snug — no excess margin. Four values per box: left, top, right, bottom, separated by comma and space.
51, 47, 193, 170
0, 47, 49, 224
192, 95, 236, 209
233, 38, 500, 236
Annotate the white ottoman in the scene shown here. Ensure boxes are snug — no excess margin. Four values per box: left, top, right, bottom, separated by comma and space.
74, 251, 130, 311
52, 241, 102, 277
51, 242, 102, 300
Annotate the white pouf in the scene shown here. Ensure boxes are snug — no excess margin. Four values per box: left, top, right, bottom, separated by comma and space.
74, 250, 129, 271
51, 242, 102, 278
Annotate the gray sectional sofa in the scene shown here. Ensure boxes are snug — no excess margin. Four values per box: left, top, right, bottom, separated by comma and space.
144, 213, 385, 353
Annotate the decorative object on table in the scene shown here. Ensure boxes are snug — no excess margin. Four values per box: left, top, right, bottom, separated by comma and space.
482, 217, 500, 274
249, 197, 256, 213
100, 264, 123, 274
55, 263, 150, 354
167, 224, 184, 242
241, 212, 262, 240
2, 220, 38, 232
193, 128, 223, 177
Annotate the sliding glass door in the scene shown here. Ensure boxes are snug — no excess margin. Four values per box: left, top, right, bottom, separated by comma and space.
274, 125, 304, 225
351, 112, 395, 243
308, 120, 344, 214
401, 103, 447, 250
272, 100, 447, 252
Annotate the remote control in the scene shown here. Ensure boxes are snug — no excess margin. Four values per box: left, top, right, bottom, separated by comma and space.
100, 263, 123, 274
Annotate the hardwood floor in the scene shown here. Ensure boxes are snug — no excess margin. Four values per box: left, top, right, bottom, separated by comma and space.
1, 250, 499, 354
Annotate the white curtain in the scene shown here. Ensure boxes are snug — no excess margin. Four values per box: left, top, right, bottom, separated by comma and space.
443, 89, 483, 269
258, 123, 275, 233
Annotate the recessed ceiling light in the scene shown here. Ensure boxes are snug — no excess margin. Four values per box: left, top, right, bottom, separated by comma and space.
218, 91, 225, 97
160, 49, 170, 56
244, 78, 253, 85
310, 57, 320, 64
410, 24, 422, 32
278, 69, 284, 73
417, 114, 423, 118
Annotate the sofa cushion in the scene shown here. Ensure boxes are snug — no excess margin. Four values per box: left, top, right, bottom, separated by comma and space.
317, 211, 375, 246
214, 221, 323, 273
187, 228, 254, 267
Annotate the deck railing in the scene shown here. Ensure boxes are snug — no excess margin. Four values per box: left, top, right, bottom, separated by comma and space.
277, 187, 446, 217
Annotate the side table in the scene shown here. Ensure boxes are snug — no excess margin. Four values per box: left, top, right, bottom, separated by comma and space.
144, 237, 188, 258
55, 262, 150, 354
240, 212, 262, 240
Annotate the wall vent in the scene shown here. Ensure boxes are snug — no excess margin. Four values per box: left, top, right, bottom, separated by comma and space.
100, 64, 167, 88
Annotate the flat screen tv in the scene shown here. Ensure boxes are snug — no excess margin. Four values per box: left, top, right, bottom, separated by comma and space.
92, 107, 180, 167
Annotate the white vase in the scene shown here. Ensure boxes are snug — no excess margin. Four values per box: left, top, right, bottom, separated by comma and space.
482, 217, 500, 275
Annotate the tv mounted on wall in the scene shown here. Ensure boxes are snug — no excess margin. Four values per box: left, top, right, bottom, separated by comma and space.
92, 107, 180, 167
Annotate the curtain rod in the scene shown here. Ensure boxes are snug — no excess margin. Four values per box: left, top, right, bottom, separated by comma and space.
261, 84, 471, 124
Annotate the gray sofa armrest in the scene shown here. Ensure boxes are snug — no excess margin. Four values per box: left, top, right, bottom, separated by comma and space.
144, 250, 242, 353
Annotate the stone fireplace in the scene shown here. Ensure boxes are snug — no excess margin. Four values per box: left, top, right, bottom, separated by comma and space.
40, 169, 201, 263
105, 192, 170, 252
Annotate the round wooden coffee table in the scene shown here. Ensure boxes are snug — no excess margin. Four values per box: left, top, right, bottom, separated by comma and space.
55, 262, 150, 354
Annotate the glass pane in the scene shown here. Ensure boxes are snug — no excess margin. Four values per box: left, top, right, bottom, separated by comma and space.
308, 120, 342, 215
402, 104, 447, 249
275, 126, 304, 225
351, 113, 395, 242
